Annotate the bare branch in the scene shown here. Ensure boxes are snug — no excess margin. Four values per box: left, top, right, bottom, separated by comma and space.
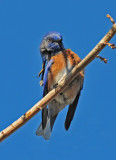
0, 19, 116, 143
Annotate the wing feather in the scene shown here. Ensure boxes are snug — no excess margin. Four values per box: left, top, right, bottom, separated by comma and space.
42, 59, 54, 129
65, 89, 81, 130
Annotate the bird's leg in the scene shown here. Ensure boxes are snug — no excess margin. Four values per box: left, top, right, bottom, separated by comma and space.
53, 83, 58, 89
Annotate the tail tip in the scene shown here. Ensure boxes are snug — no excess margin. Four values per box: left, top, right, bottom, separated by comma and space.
36, 118, 51, 140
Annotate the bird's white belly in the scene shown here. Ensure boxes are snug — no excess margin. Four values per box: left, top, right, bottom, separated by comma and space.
48, 74, 83, 117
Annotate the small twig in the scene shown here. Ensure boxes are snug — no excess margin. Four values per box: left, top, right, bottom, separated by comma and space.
103, 41, 116, 49
107, 14, 115, 24
37, 61, 46, 86
96, 55, 107, 63
37, 61, 46, 77
38, 68, 44, 77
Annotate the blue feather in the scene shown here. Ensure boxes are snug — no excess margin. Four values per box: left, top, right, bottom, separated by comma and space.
43, 59, 54, 96
44, 31, 62, 41
40, 31, 64, 61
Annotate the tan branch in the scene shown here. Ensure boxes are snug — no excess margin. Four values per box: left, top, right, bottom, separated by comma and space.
0, 20, 116, 143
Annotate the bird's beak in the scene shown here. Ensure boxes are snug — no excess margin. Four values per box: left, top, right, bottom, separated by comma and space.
59, 41, 65, 50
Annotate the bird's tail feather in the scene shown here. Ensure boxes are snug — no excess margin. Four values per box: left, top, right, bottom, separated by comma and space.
36, 115, 57, 140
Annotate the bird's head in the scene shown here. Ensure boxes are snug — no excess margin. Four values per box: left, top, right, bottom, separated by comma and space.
40, 32, 64, 61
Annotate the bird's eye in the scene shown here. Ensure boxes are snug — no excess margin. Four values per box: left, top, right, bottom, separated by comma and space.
47, 38, 52, 42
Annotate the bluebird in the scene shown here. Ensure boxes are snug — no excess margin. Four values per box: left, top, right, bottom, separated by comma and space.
36, 32, 84, 140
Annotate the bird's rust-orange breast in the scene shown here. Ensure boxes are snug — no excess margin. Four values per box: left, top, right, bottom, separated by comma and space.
50, 49, 81, 76
48, 49, 81, 90
47, 49, 82, 90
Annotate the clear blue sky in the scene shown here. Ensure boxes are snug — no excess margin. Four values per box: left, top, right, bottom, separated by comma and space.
0, 0, 116, 159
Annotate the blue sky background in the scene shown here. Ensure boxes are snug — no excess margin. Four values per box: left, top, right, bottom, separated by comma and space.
0, 0, 116, 159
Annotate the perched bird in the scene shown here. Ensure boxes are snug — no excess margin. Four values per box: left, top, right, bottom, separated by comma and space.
36, 32, 84, 140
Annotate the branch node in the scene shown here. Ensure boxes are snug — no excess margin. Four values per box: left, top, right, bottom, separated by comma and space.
103, 41, 116, 49
96, 55, 107, 64
106, 14, 115, 24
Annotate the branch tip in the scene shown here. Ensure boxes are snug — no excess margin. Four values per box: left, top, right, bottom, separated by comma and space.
106, 14, 115, 24
96, 55, 107, 64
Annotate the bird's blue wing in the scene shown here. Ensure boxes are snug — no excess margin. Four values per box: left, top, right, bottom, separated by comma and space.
42, 59, 54, 129
65, 86, 83, 130
43, 59, 54, 96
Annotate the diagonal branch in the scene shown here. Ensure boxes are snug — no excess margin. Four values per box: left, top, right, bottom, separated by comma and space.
0, 20, 116, 143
